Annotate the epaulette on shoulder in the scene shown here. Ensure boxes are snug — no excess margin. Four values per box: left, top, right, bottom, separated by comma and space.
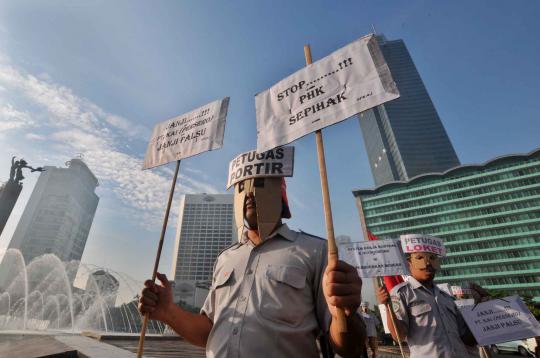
216, 242, 241, 258
438, 288, 454, 299
390, 281, 408, 295
299, 230, 325, 241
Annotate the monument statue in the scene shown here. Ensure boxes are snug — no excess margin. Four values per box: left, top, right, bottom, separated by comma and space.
9, 157, 44, 184
1, 157, 45, 237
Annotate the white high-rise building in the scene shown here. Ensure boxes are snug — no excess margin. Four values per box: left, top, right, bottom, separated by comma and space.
171, 193, 236, 307
7, 158, 99, 265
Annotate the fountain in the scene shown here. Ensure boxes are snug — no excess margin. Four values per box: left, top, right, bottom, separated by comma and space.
0, 249, 166, 335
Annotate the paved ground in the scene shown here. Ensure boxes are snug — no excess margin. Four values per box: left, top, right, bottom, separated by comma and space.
0, 333, 137, 358
0, 333, 533, 358
374, 346, 534, 357
93, 334, 206, 358
108, 338, 205, 358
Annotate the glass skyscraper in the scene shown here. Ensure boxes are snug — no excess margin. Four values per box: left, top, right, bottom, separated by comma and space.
353, 148, 540, 301
359, 35, 460, 187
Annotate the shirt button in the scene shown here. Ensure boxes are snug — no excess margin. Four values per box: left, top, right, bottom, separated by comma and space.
232, 327, 239, 335
239, 296, 246, 302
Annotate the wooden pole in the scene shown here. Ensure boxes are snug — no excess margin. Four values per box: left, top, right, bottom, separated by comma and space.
136, 159, 181, 358
304, 44, 347, 333
354, 192, 381, 291
357, 196, 406, 358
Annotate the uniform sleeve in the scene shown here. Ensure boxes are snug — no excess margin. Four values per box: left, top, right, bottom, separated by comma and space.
200, 286, 215, 322
200, 259, 220, 322
389, 288, 409, 335
314, 242, 332, 333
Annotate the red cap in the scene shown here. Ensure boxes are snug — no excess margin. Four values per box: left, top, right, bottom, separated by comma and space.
281, 178, 291, 219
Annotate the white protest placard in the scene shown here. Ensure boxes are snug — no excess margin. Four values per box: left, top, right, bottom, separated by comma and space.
455, 299, 475, 309
451, 286, 474, 297
226, 147, 294, 189
400, 234, 446, 256
143, 97, 230, 169
461, 295, 540, 346
451, 286, 464, 296
338, 239, 409, 278
255, 34, 400, 153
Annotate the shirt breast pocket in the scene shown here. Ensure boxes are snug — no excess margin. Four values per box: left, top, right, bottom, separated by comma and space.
410, 303, 432, 327
213, 268, 234, 309
259, 265, 310, 327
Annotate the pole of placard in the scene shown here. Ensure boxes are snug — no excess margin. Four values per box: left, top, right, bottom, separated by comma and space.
136, 160, 181, 358
376, 277, 406, 358
480, 346, 490, 358
356, 187, 405, 356
303, 44, 347, 333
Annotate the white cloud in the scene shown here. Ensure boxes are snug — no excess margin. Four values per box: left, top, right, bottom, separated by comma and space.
0, 63, 220, 227
0, 64, 147, 141
52, 129, 111, 152
0, 103, 34, 132
25, 133, 46, 141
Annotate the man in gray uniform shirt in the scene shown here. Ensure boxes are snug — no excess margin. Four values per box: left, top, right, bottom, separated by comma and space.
376, 235, 489, 358
139, 150, 366, 357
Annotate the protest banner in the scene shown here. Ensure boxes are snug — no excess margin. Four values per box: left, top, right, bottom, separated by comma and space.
255, 34, 399, 153
355, 210, 405, 357
339, 239, 408, 278
226, 147, 294, 189
451, 285, 474, 297
436, 283, 452, 296
143, 97, 230, 169
461, 295, 540, 346
400, 233, 446, 256
253, 33, 400, 334
451, 285, 464, 296
455, 299, 475, 309
137, 98, 230, 358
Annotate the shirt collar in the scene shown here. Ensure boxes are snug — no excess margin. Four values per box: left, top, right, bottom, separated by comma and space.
408, 276, 424, 289
239, 223, 297, 245
267, 223, 297, 242
408, 276, 442, 296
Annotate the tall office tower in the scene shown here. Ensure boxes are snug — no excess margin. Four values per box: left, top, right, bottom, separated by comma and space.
171, 193, 236, 307
7, 158, 99, 265
359, 34, 460, 186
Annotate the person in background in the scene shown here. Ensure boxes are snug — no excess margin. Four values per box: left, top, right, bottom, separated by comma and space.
376, 234, 490, 358
359, 302, 380, 358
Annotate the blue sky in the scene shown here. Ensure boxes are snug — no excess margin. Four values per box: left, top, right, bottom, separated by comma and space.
0, 1, 539, 303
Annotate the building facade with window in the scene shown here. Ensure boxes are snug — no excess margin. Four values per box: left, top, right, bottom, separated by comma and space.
359, 34, 460, 187
171, 193, 236, 307
7, 159, 99, 265
353, 148, 540, 301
